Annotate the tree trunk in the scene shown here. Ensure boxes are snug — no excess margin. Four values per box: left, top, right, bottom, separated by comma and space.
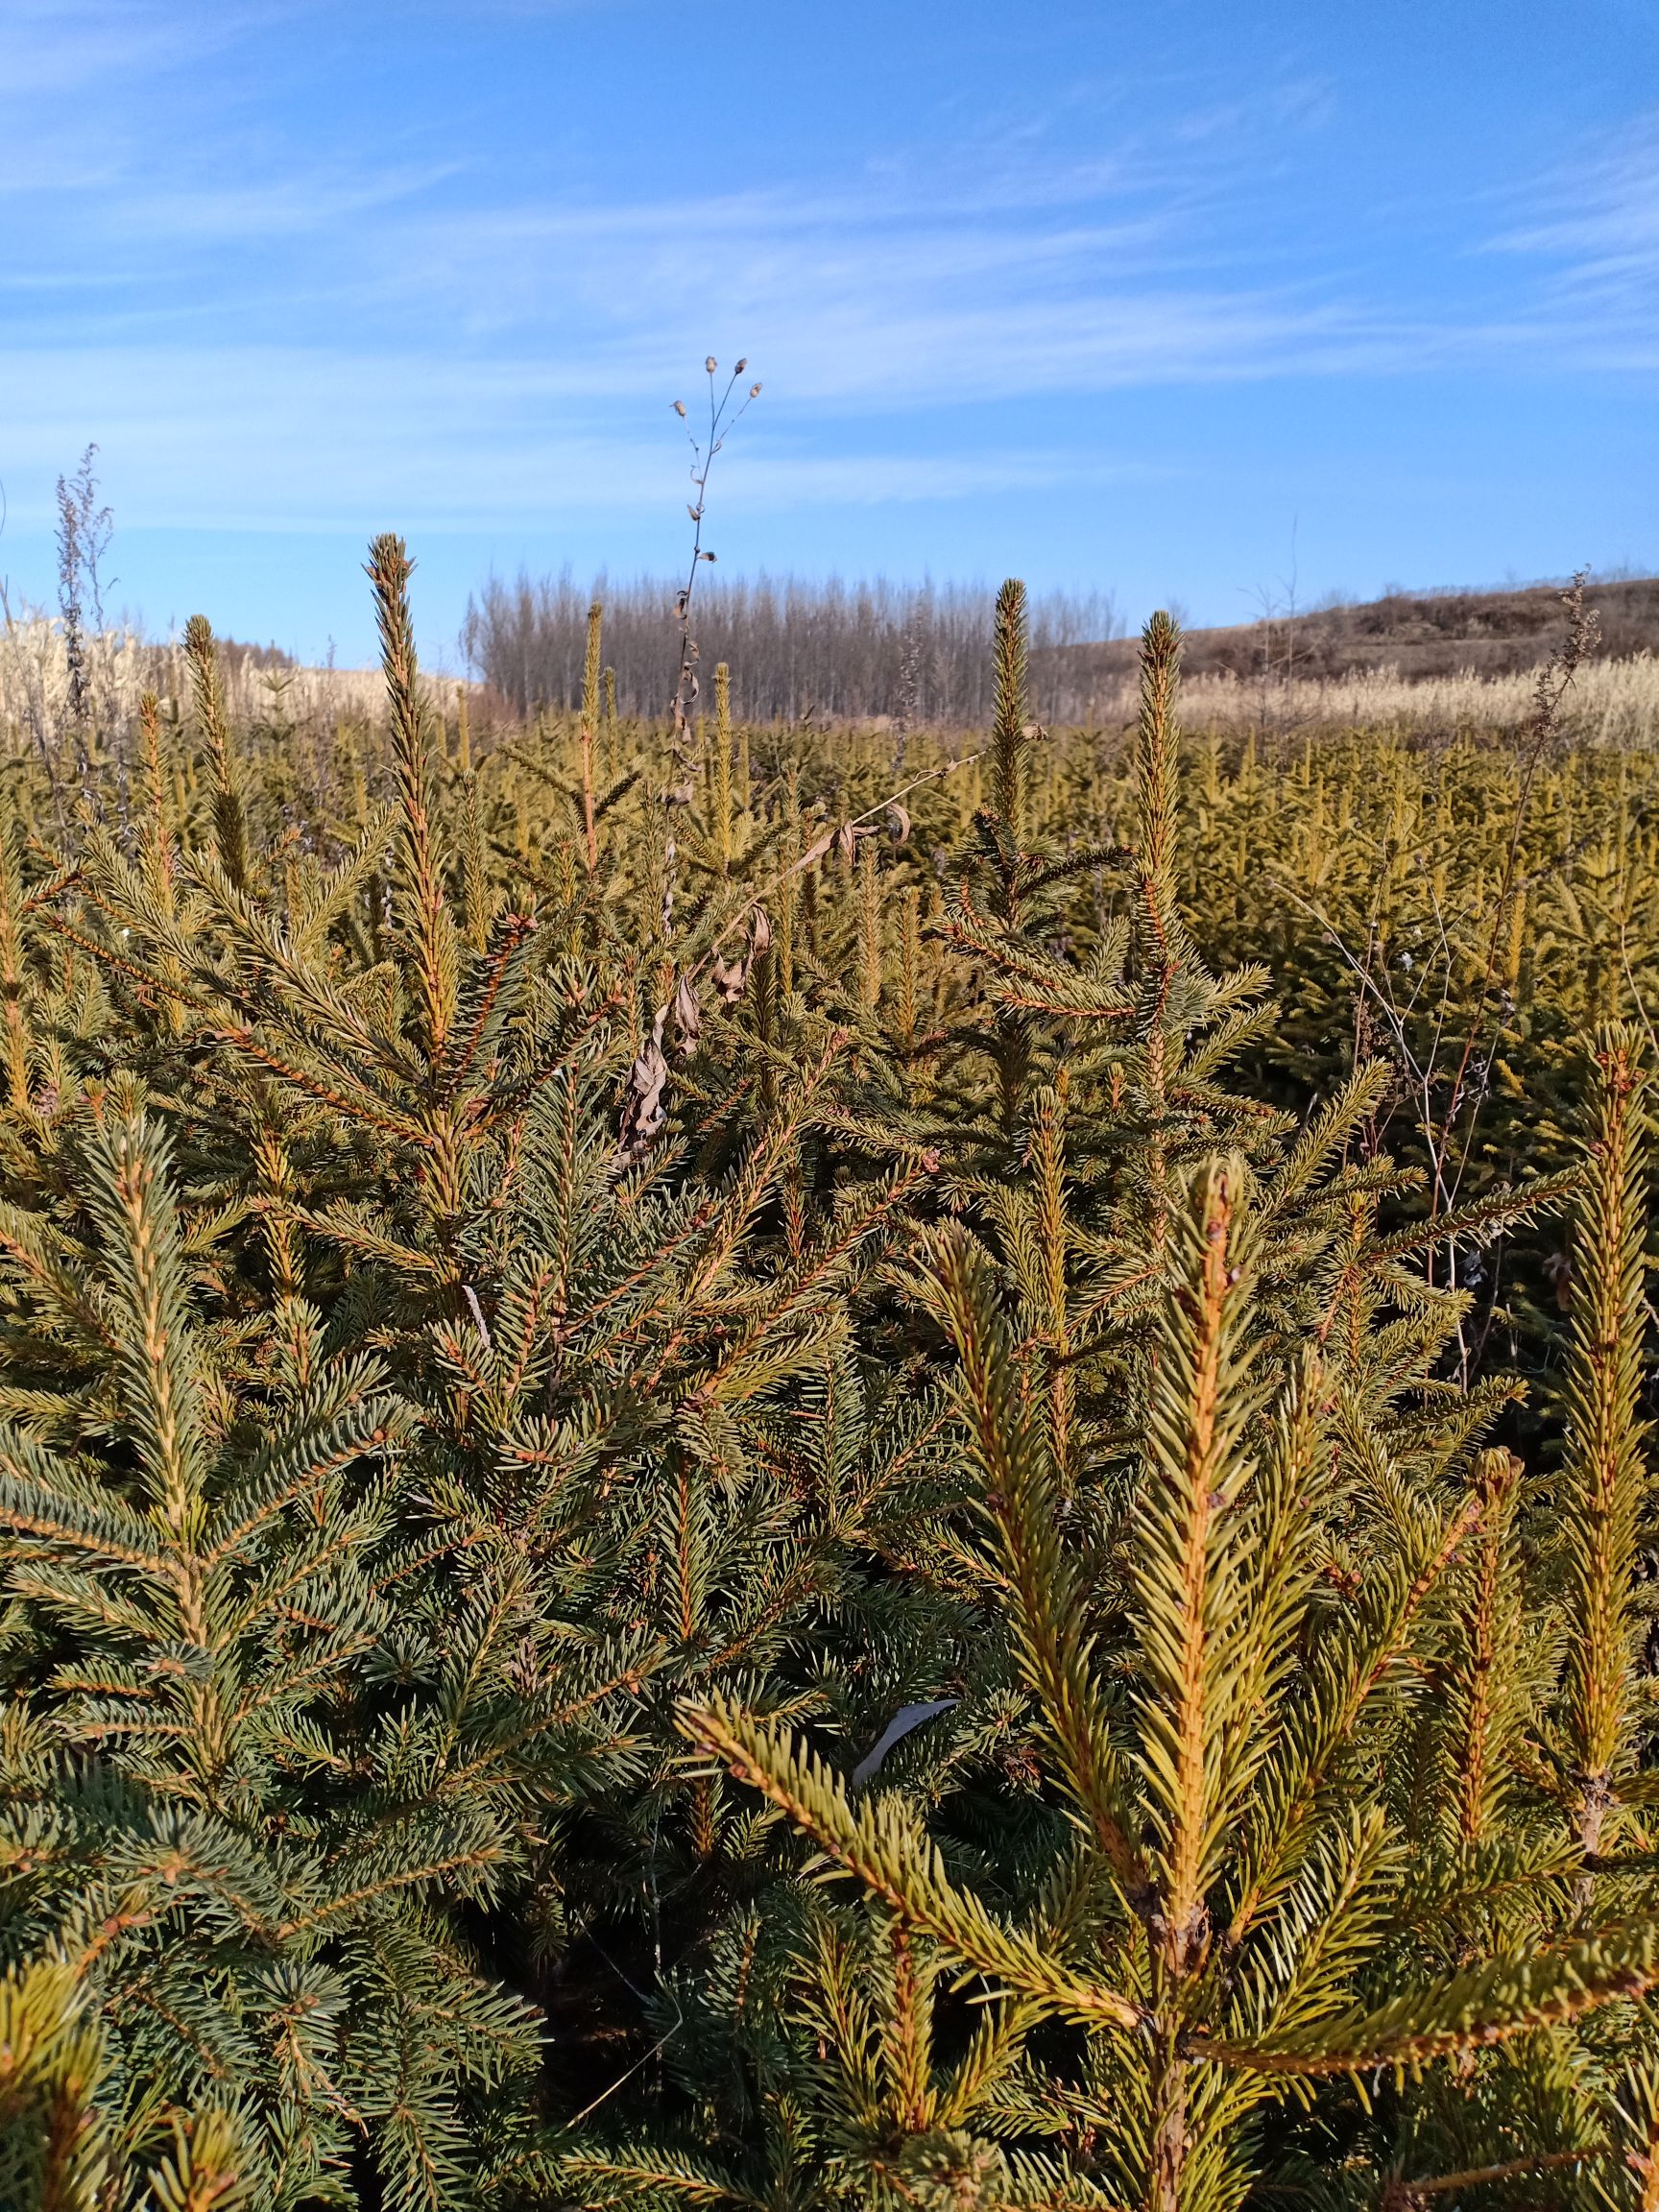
1148, 2045, 1187, 2212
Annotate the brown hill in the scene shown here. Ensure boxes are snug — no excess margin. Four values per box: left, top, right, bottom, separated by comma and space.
1051, 575, 1659, 688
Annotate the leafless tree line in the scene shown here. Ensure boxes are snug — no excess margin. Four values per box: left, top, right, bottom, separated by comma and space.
461, 569, 1124, 726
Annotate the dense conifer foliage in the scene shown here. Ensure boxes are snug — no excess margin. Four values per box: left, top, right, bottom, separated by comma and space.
2, 542, 1659, 2209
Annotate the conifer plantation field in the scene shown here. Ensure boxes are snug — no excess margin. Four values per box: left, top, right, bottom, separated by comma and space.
10, 540, 1659, 2211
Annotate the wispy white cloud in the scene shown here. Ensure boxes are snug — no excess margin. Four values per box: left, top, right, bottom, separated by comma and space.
101, 164, 467, 246
1494, 116, 1659, 264
0, 142, 1459, 409
0, 0, 1470, 414
1484, 109, 1659, 365
0, 343, 1171, 530
1, 0, 295, 94
0, 101, 1609, 547
2, 43, 1600, 420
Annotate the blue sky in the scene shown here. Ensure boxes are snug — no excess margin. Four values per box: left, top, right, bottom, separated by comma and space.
3, 0, 1656, 665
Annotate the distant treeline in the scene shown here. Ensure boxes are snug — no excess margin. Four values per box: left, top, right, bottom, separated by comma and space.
462, 570, 1123, 725
464, 569, 1659, 726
